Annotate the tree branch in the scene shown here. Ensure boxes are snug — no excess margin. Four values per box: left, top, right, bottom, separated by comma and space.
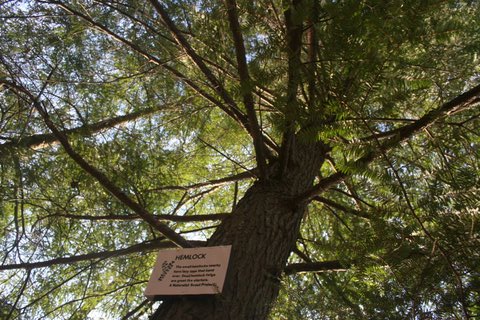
44, 0, 251, 138
121, 299, 151, 320
284, 261, 348, 275
6, 269, 30, 319
306, 0, 319, 109
2, 79, 193, 248
0, 239, 206, 271
0, 102, 176, 156
279, 0, 304, 176
147, 0, 249, 129
365, 85, 480, 141
224, 0, 268, 179
298, 83, 480, 202
148, 169, 255, 192
313, 196, 371, 219
39, 212, 229, 223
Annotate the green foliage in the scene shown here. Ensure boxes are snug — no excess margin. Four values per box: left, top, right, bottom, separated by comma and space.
1, 0, 479, 319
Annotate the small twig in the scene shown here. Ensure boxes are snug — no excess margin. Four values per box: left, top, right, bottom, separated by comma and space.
198, 137, 255, 175
6, 270, 31, 320
121, 299, 151, 320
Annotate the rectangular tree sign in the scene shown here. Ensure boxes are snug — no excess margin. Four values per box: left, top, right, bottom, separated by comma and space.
144, 245, 232, 299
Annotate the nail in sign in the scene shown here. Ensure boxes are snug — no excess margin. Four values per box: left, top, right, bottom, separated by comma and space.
144, 245, 232, 299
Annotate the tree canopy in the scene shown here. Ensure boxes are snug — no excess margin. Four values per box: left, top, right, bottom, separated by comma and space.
1, 0, 479, 319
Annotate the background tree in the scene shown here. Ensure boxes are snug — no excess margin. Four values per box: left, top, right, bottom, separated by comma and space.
1, 0, 479, 319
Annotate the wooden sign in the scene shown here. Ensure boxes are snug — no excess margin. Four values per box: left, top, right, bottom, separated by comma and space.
144, 245, 232, 299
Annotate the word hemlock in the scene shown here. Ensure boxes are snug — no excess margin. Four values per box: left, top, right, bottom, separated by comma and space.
175, 253, 207, 260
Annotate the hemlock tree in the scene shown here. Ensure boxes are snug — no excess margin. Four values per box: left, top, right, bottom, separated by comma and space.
1, 0, 479, 319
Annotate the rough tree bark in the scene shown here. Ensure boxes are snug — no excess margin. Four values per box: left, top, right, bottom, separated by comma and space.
152, 139, 328, 320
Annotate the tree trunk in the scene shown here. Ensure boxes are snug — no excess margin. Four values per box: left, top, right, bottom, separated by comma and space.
152, 139, 327, 320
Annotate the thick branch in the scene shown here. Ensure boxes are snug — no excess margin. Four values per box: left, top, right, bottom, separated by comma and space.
0, 103, 172, 156
224, 0, 268, 179
0, 239, 206, 271
44, 212, 228, 222
279, 0, 304, 176
306, 1, 319, 109
284, 261, 348, 275
364, 85, 480, 141
384, 84, 480, 144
